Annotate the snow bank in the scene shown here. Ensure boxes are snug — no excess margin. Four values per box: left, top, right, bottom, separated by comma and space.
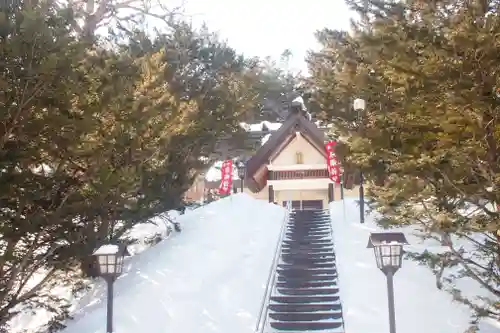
330, 198, 500, 333
61, 193, 285, 333
122, 210, 182, 255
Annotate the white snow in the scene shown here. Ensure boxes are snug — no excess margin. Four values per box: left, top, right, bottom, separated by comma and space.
330, 198, 500, 333
291, 96, 305, 110
93, 244, 119, 255
8, 210, 184, 333
261, 133, 272, 145
240, 121, 282, 132
122, 210, 182, 255
60, 194, 285, 333
10, 194, 500, 333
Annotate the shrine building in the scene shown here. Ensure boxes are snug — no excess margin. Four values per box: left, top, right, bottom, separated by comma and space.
244, 103, 357, 210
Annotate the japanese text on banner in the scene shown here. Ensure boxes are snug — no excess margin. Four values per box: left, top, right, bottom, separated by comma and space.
218, 160, 233, 195
325, 141, 341, 184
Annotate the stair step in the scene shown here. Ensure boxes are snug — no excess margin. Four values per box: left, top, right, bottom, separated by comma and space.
289, 219, 330, 227
281, 258, 335, 265
277, 268, 337, 275
281, 242, 333, 251
281, 250, 334, 256
277, 287, 340, 296
285, 234, 330, 240
285, 232, 331, 240
289, 220, 329, 223
287, 229, 330, 233
285, 238, 330, 243
283, 237, 330, 241
277, 275, 337, 283
281, 250, 334, 255
289, 222, 327, 224
280, 255, 334, 260
266, 213, 344, 332
269, 311, 344, 322
289, 220, 328, 223
269, 321, 344, 331
268, 303, 342, 313
278, 263, 335, 269
283, 239, 332, 245
270, 295, 340, 304
290, 224, 329, 226
276, 280, 337, 288
287, 227, 330, 231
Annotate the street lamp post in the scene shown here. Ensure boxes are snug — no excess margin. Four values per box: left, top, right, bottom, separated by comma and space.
367, 232, 409, 333
93, 243, 129, 333
353, 98, 366, 223
237, 161, 246, 193
340, 173, 345, 200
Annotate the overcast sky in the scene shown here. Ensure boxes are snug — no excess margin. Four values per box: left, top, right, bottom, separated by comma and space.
168, 0, 353, 73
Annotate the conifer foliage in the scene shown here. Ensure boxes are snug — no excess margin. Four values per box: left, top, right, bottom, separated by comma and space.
0, 2, 263, 332
308, 0, 500, 324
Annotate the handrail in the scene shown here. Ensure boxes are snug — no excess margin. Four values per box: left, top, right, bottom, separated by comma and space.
255, 207, 290, 333
325, 208, 346, 331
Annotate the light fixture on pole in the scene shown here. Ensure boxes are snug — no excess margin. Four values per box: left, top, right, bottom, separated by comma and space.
353, 98, 366, 113
237, 161, 246, 193
367, 232, 409, 333
93, 243, 129, 333
353, 98, 366, 223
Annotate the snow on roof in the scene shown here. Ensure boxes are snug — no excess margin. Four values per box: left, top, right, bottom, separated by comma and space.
329, 198, 499, 333
261, 133, 272, 146
205, 121, 284, 182
93, 244, 119, 255
205, 128, 277, 182
240, 121, 282, 132
61, 194, 285, 333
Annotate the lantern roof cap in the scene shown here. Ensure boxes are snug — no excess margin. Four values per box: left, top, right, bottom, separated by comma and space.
93, 242, 130, 256
366, 232, 409, 248
93, 244, 119, 255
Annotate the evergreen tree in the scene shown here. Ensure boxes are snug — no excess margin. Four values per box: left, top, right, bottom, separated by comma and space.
308, 0, 500, 324
0, 4, 92, 328
0, 4, 267, 332
245, 53, 303, 122
123, 23, 275, 159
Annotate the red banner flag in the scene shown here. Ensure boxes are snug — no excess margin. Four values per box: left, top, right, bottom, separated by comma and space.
325, 141, 341, 184
218, 160, 234, 195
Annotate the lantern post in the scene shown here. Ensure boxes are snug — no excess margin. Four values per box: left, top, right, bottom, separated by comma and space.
93, 243, 129, 333
367, 232, 409, 333
237, 161, 246, 193
353, 98, 366, 223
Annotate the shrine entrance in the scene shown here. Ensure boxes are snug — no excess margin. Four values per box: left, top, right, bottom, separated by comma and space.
282, 200, 323, 210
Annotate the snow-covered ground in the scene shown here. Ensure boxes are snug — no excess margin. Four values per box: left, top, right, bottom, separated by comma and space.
11, 194, 500, 333
8, 210, 183, 333
58, 194, 284, 333
330, 198, 500, 333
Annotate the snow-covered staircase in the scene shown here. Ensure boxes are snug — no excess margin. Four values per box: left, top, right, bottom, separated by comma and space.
262, 209, 344, 332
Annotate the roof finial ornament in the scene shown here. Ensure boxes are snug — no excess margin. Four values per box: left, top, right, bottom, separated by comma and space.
289, 95, 312, 121
291, 96, 307, 112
